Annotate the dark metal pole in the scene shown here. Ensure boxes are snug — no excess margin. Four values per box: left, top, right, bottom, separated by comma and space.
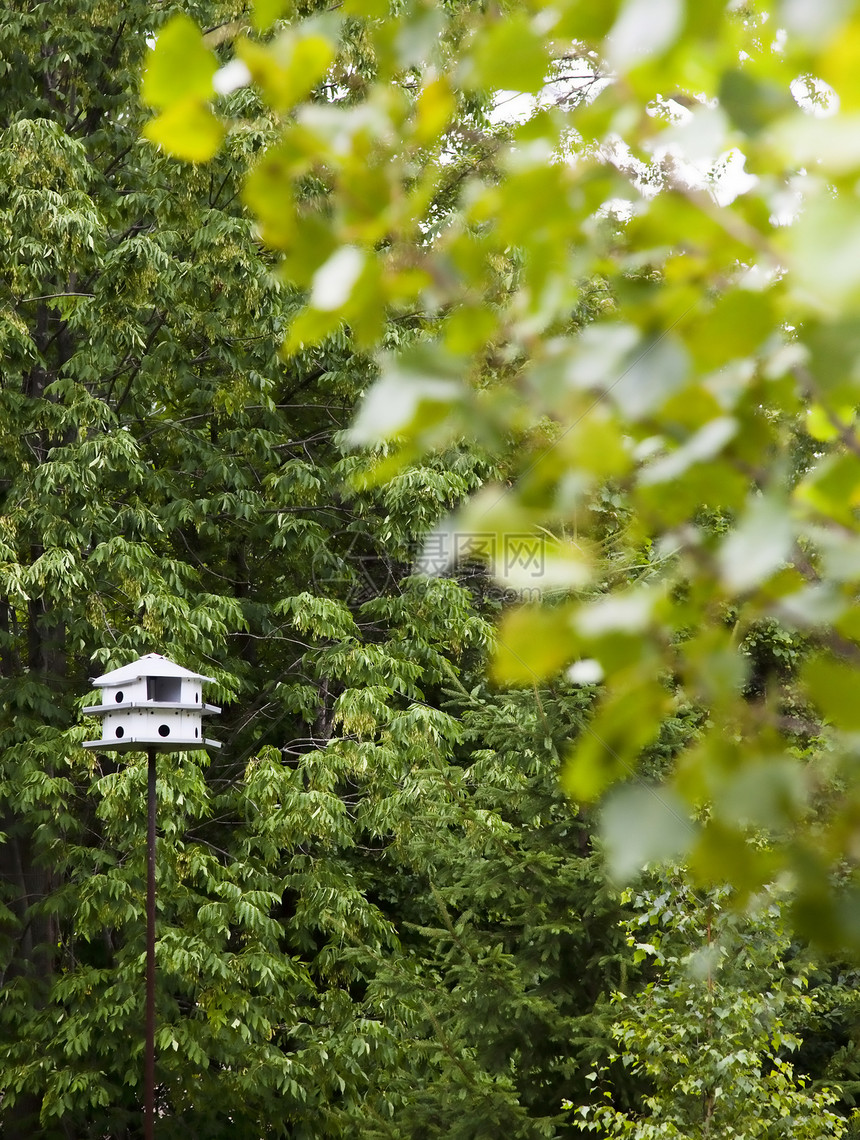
145, 748, 156, 1140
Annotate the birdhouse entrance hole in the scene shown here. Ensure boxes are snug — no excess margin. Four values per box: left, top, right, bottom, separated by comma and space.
147, 676, 181, 703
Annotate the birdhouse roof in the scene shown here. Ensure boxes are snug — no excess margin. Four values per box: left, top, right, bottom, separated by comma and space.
90, 653, 215, 687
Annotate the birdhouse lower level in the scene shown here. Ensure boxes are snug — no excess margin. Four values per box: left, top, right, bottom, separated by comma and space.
95, 708, 213, 749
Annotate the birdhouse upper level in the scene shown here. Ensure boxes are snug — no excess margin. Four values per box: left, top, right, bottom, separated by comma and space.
82, 653, 221, 752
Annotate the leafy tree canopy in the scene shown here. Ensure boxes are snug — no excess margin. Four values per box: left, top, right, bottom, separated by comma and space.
572, 878, 851, 1138
0, 2, 642, 1135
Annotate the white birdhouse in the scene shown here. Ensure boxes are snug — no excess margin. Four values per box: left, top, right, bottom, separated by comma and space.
82, 653, 221, 752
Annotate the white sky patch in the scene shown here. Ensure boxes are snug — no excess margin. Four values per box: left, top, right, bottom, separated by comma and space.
489, 90, 537, 126
636, 99, 759, 206
739, 259, 780, 289
600, 136, 661, 198
597, 197, 637, 223
606, 0, 682, 70
656, 104, 728, 161
567, 659, 604, 685
648, 95, 699, 124
213, 59, 252, 96
484, 42, 763, 226
544, 56, 613, 110
769, 175, 805, 227
790, 75, 840, 117
710, 149, 758, 206
310, 246, 364, 311
489, 56, 611, 127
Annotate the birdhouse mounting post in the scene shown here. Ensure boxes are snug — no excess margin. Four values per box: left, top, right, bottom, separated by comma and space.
82, 654, 221, 1139
145, 747, 156, 1140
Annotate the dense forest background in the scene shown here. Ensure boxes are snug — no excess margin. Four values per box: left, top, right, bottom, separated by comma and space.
3, 1, 860, 1137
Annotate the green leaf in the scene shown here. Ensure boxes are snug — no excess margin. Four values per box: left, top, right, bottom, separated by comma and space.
252, 0, 290, 33
560, 679, 669, 802
804, 317, 860, 403
771, 111, 860, 175
471, 14, 549, 94
491, 605, 576, 686
794, 452, 860, 528
347, 344, 463, 446
143, 101, 225, 164
566, 324, 689, 420
712, 758, 808, 830
141, 14, 218, 110
241, 146, 300, 250
639, 417, 736, 486
803, 653, 860, 730
309, 247, 365, 312
787, 191, 860, 313
237, 31, 335, 112
689, 822, 777, 895
605, 0, 683, 69
719, 70, 796, 136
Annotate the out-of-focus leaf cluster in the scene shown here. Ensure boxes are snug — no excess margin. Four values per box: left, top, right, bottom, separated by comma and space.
143, 0, 860, 947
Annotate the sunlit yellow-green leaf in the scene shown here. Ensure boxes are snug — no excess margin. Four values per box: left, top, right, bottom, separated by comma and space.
252, 0, 290, 33
806, 404, 852, 442
342, 0, 389, 15
803, 653, 860, 731
142, 14, 218, 109
237, 31, 335, 112
414, 78, 456, 144
143, 100, 225, 163
470, 14, 549, 94
491, 605, 577, 686
817, 15, 860, 110
283, 305, 343, 355
561, 679, 669, 803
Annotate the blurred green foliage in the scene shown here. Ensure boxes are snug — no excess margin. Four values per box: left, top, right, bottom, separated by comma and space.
143, 0, 860, 949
